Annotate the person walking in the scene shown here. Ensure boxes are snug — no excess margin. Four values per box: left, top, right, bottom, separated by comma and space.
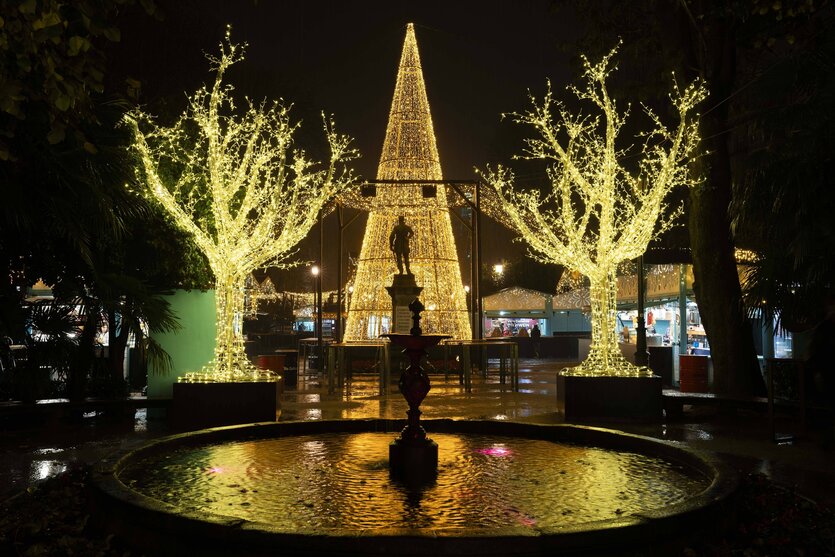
531, 324, 541, 358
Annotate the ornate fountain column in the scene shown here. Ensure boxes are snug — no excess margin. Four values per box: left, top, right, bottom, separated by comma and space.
384, 298, 448, 482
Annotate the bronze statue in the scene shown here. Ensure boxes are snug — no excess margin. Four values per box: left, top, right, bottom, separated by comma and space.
389, 215, 414, 275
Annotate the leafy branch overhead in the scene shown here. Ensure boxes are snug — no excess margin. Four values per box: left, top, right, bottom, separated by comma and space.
0, 0, 157, 160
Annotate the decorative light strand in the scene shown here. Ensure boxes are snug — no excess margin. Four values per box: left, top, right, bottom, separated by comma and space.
125, 30, 358, 382
343, 23, 471, 341
483, 287, 551, 311
482, 45, 706, 377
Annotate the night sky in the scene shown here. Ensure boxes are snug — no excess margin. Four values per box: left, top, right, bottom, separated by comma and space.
111, 1, 580, 289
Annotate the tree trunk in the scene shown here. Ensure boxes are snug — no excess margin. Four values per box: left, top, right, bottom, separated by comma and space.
686, 11, 766, 397
213, 270, 249, 377
588, 269, 619, 366
570, 269, 649, 377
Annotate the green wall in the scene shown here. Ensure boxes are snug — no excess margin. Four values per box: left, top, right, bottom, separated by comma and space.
148, 289, 216, 399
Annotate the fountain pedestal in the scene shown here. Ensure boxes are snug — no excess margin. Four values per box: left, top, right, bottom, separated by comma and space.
384, 298, 448, 481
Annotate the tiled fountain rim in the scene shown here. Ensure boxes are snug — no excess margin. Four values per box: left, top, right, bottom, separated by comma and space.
93, 419, 739, 556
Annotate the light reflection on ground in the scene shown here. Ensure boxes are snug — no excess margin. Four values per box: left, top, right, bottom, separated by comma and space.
30, 460, 67, 482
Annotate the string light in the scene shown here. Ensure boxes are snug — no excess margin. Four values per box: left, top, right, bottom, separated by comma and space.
483, 287, 551, 311
483, 46, 707, 377
245, 276, 338, 318
124, 30, 357, 382
556, 270, 587, 293
343, 23, 471, 341
734, 248, 760, 265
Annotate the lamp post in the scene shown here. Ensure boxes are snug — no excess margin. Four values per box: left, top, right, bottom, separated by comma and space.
464, 284, 473, 336
346, 284, 353, 341
312, 265, 323, 371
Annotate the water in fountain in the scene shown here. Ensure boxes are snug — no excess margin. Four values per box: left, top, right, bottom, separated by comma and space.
119, 430, 709, 531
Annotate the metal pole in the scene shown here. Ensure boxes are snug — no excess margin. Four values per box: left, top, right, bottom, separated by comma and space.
337, 204, 344, 342
470, 195, 477, 339
317, 210, 324, 372
635, 256, 649, 367
475, 181, 483, 340
679, 264, 688, 355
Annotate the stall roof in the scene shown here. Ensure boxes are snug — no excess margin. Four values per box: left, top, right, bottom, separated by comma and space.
483, 287, 551, 312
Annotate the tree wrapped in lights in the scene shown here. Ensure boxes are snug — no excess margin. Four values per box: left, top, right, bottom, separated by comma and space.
483, 47, 706, 377
125, 35, 357, 382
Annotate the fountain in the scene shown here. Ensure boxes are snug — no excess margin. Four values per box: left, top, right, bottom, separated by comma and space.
93, 419, 737, 555
92, 281, 737, 556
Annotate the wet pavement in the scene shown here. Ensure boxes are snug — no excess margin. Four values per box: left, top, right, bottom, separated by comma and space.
2, 358, 833, 506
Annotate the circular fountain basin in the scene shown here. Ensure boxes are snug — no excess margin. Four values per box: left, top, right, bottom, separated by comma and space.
93, 419, 737, 556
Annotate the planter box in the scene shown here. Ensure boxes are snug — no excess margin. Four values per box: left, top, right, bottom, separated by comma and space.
557, 374, 662, 422
171, 380, 282, 431
679, 355, 709, 392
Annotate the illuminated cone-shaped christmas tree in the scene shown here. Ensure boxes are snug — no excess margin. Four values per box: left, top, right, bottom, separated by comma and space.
344, 23, 470, 340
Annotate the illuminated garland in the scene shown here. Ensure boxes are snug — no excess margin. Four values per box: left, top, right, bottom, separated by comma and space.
343, 23, 470, 341
556, 270, 587, 293
244, 276, 338, 317
125, 30, 357, 382
483, 46, 706, 377
483, 287, 551, 311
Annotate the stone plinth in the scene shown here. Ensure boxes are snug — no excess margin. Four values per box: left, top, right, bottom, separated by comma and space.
557, 374, 662, 422
385, 274, 423, 334
171, 380, 282, 431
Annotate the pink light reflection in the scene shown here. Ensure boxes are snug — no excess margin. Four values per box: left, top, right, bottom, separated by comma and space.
206, 466, 225, 474
476, 446, 513, 457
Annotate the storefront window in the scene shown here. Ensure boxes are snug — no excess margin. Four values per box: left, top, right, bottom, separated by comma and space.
484, 317, 546, 337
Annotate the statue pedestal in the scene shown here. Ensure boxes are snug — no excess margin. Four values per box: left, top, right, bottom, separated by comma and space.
385, 274, 422, 334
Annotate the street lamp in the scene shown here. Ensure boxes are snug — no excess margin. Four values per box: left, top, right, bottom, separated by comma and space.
311, 265, 323, 372
492, 263, 506, 291
343, 284, 354, 342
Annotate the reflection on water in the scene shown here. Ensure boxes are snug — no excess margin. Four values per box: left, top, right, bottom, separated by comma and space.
120, 433, 709, 531
31, 460, 67, 482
